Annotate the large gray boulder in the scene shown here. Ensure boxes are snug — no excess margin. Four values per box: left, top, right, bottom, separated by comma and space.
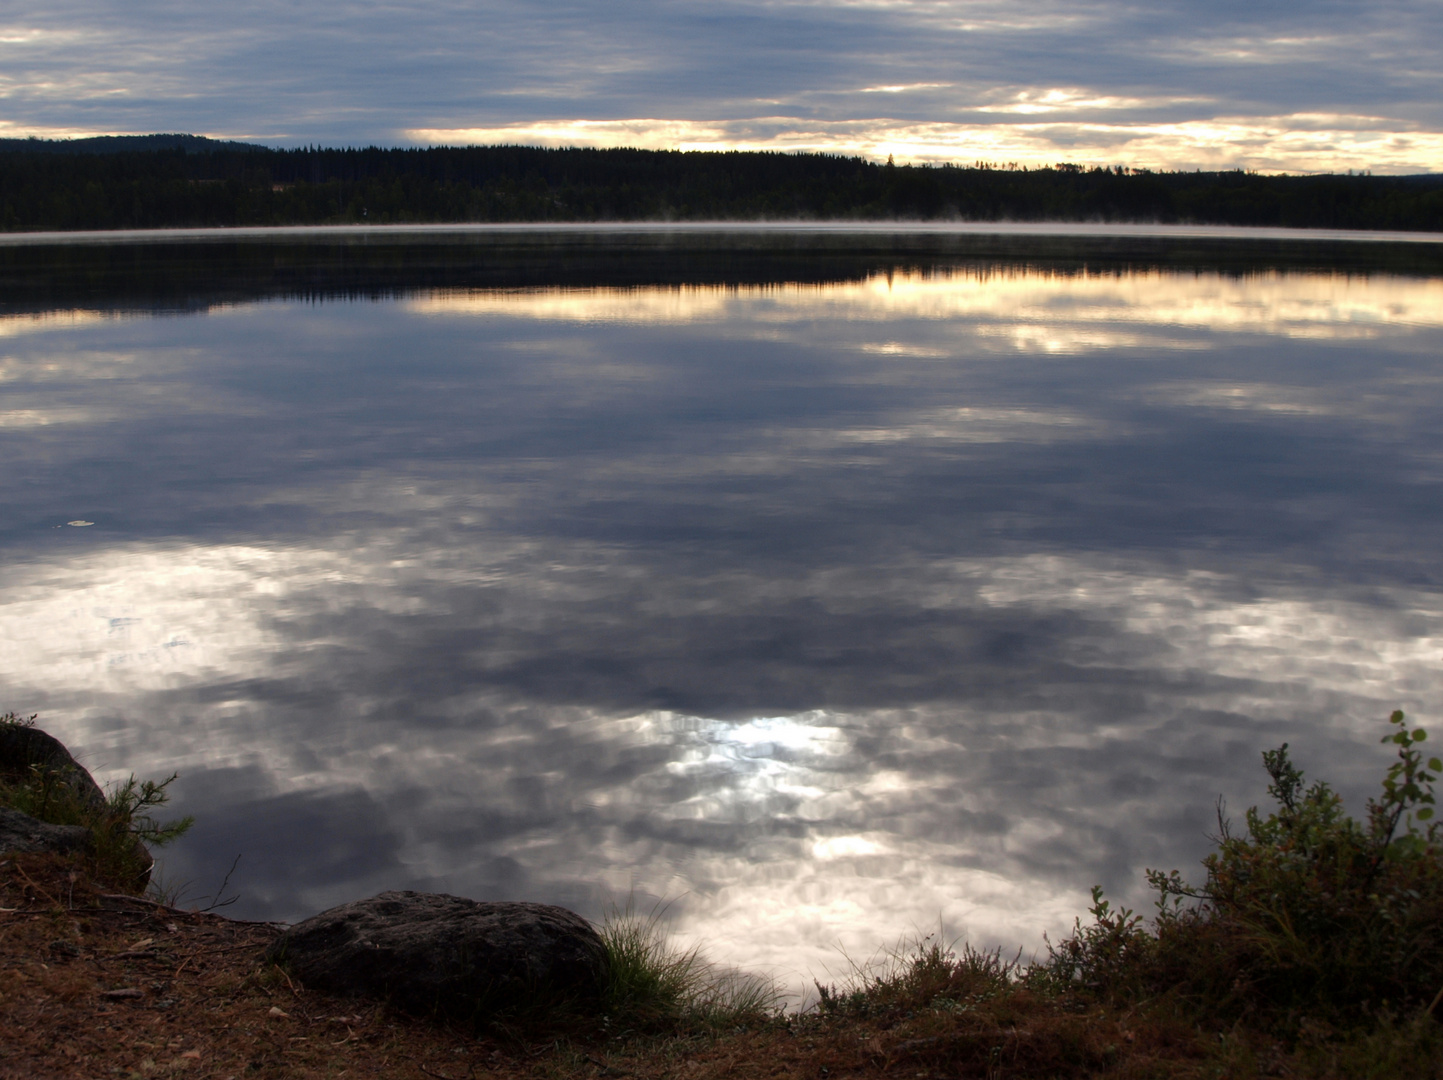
0, 806, 91, 855
265, 891, 610, 1019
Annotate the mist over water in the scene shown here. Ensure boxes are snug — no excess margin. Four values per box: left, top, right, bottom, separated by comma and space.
2, 233, 1441, 993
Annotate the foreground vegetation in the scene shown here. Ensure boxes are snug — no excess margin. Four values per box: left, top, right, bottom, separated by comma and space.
1, 137, 1441, 232
3, 709, 1440, 1077
0, 711, 192, 890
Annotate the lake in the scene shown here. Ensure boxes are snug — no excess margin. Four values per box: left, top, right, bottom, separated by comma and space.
2, 226, 1441, 993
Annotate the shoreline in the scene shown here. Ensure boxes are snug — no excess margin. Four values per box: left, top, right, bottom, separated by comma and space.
2, 220, 1442, 246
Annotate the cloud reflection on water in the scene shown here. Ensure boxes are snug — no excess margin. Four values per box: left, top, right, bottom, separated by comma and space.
1, 258, 1442, 990
407, 269, 1443, 338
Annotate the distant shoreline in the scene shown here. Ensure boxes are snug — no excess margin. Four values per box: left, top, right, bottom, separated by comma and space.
2, 220, 1442, 246
5, 143, 1440, 234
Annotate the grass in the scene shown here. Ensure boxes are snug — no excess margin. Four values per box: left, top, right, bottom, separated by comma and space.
597, 902, 780, 1034
812, 933, 1019, 1021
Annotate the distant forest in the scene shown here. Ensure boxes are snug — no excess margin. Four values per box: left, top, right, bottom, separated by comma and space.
1, 134, 1441, 232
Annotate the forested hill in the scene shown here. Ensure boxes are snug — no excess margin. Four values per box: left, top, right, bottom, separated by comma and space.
1, 140, 1441, 232
0, 134, 268, 155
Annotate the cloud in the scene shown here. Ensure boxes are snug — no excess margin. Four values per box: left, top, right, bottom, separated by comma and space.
406, 114, 1443, 172
0, 1, 1439, 170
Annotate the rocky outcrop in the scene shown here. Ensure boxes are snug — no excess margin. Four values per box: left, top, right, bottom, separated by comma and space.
0, 723, 153, 887
0, 806, 91, 855
0, 723, 107, 810
265, 891, 610, 1019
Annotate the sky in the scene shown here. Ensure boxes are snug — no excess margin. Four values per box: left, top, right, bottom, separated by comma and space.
0, 3, 1440, 177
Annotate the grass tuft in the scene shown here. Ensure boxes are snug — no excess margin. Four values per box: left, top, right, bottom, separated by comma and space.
814, 932, 1017, 1021
599, 902, 780, 1034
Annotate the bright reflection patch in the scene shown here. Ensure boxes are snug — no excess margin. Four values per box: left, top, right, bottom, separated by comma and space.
408, 269, 1443, 340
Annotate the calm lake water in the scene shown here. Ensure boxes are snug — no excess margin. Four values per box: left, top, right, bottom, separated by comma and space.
2, 228, 1442, 992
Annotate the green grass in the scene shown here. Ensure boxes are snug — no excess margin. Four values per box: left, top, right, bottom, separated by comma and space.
598, 902, 781, 1034
812, 933, 1017, 1021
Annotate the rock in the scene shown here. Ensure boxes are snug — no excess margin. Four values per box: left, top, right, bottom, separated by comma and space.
0, 722, 153, 887
266, 891, 610, 1019
0, 723, 107, 810
0, 805, 91, 854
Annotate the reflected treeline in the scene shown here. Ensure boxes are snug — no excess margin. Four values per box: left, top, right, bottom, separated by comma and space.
2, 230, 1442, 316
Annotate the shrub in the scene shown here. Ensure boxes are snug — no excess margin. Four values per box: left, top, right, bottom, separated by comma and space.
1046, 710, 1443, 1033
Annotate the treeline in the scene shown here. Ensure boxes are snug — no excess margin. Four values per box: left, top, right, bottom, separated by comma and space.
2, 138, 1441, 232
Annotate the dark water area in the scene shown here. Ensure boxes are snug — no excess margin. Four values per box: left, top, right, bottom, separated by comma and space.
2, 229, 1441, 991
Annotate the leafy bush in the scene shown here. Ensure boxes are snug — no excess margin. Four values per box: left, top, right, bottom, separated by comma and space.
1045, 710, 1443, 1034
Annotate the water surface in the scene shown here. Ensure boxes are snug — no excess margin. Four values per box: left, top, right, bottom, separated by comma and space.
2, 231, 1442, 990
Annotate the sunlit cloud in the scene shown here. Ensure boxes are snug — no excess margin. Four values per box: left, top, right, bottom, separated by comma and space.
0, 1, 1439, 174
972, 87, 1214, 115
0, 121, 135, 139
858, 82, 954, 94
407, 113, 1443, 173
0, 26, 88, 46
406, 119, 733, 152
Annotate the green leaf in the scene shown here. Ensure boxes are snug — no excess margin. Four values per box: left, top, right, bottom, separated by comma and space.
1416, 807, 1434, 821
1428, 757, 1441, 772
1413, 729, 1428, 742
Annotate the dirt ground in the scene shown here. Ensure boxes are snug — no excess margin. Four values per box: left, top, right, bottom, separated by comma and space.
1, 853, 1230, 1080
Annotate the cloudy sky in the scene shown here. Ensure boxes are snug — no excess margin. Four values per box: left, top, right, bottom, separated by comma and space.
1, 1, 1441, 172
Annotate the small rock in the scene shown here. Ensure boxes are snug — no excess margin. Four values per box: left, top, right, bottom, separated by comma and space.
268, 1006, 289, 1018
266, 891, 609, 1019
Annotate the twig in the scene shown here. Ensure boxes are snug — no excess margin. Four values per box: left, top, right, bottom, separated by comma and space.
279, 965, 301, 998
99, 893, 186, 912
105, 949, 161, 961
1426, 984, 1443, 1018
97, 892, 281, 924
13, 862, 61, 908
198, 854, 243, 913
